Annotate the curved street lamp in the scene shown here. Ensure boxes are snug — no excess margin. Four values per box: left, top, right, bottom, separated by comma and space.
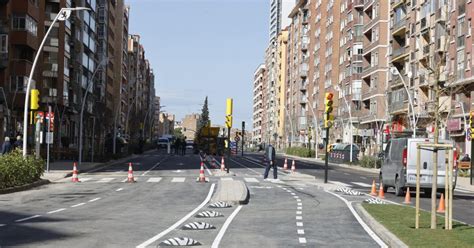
22, 7, 91, 157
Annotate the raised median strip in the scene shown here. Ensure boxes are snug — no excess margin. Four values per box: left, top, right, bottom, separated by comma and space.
0, 179, 50, 195
211, 179, 249, 205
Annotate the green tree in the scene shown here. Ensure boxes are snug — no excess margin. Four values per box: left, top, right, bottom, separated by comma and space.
196, 96, 210, 151
174, 128, 184, 139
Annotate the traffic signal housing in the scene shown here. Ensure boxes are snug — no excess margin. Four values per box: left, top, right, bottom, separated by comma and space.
30, 89, 40, 110
225, 115, 232, 128
324, 92, 334, 128
470, 111, 474, 138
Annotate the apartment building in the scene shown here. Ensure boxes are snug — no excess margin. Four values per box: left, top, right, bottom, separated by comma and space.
252, 64, 265, 146
276, 29, 289, 149
153, 96, 160, 138
263, 42, 278, 145
182, 114, 201, 140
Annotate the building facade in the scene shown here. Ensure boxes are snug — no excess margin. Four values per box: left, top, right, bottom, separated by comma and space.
182, 113, 200, 140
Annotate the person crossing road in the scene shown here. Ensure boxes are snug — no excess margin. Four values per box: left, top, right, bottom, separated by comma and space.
263, 143, 277, 181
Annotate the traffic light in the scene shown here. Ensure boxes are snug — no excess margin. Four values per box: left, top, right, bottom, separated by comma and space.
225, 115, 232, 128
30, 89, 40, 110
470, 111, 474, 138
324, 92, 334, 114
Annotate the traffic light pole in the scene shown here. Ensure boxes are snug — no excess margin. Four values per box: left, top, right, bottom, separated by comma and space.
471, 138, 473, 185
241, 121, 245, 157
324, 125, 330, 184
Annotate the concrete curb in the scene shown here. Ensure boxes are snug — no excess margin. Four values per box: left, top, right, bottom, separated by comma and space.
212, 180, 249, 205
354, 203, 408, 248
0, 179, 50, 195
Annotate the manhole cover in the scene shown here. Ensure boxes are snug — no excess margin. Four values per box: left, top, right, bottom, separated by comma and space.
196, 211, 223, 218
159, 237, 201, 246
208, 202, 231, 208
182, 222, 215, 230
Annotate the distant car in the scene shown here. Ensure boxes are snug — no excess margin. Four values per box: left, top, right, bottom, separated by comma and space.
186, 140, 194, 150
157, 138, 170, 149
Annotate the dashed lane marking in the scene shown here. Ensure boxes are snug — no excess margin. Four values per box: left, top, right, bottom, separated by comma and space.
296, 199, 301, 202
361, 176, 368, 180
121, 178, 128, 183
80, 178, 92, 182
0, 224, 5, 227
47, 208, 66, 214
15, 215, 41, 223
296, 216, 303, 220
182, 222, 215, 230
116, 188, 124, 192
296, 211, 302, 215
71, 203, 86, 208
244, 178, 259, 183
97, 178, 115, 183
141, 157, 168, 176
297, 206, 302, 210
88, 197, 101, 202
296, 222, 304, 227
297, 202, 302, 206
352, 182, 372, 187
297, 229, 305, 235
290, 192, 296, 195
299, 237, 307, 244
159, 237, 201, 246
221, 178, 234, 181
344, 173, 350, 175
196, 211, 223, 218
171, 177, 186, 182
147, 177, 162, 183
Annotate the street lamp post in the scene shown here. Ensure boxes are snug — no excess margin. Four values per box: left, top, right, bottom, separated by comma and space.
79, 57, 110, 166
335, 85, 354, 163
22, 7, 90, 157
390, 66, 416, 138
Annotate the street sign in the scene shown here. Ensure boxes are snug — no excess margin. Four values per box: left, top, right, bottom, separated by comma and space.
235, 136, 240, 142
46, 132, 54, 144
46, 112, 55, 131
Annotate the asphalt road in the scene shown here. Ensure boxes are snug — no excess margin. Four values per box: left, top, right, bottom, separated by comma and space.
0, 150, 383, 247
244, 152, 474, 226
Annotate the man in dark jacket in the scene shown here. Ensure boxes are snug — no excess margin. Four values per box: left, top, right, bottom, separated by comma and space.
263, 144, 277, 180
1, 137, 12, 155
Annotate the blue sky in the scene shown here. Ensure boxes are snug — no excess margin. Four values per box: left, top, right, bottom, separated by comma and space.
127, 0, 269, 128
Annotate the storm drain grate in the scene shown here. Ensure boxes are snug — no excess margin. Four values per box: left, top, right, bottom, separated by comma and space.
208, 201, 232, 208
195, 211, 223, 218
182, 222, 216, 230
159, 237, 201, 246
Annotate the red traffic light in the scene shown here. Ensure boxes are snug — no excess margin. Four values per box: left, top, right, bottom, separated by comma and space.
325, 92, 334, 100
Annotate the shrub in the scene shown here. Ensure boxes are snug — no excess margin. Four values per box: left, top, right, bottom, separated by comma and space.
0, 149, 44, 190
359, 155, 381, 169
286, 147, 315, 158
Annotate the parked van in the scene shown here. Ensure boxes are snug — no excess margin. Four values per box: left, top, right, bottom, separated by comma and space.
380, 138, 457, 196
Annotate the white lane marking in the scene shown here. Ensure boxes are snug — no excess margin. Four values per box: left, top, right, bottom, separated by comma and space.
296, 222, 304, 227
294, 196, 299, 199
121, 178, 128, 183
296, 199, 301, 202
97, 178, 114, 183
329, 181, 352, 188
229, 158, 261, 175
282, 188, 288, 190
202, 163, 212, 176
291, 192, 296, 195
241, 157, 288, 176
80, 178, 92, 182
352, 182, 372, 187
297, 229, 305, 235
221, 178, 234, 181
71, 203, 86, 208
297, 202, 302, 206
15, 215, 41, 222
147, 177, 162, 183
344, 173, 350, 176
299, 237, 307, 244
171, 177, 186, 182
47, 208, 66, 214
244, 178, 259, 183
141, 157, 168, 176
361, 176, 368, 180
296, 216, 303, 220
325, 190, 387, 248
296, 211, 302, 215
89, 197, 101, 202
0, 224, 5, 227
297, 206, 302, 210
211, 205, 243, 248
136, 184, 216, 248
116, 188, 124, 192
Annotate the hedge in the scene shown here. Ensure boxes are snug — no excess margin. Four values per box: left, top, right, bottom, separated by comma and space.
286, 147, 315, 158
0, 149, 44, 190
358, 155, 381, 169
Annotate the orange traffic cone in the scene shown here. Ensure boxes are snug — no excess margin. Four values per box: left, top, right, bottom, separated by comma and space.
370, 180, 377, 196
220, 157, 226, 171
283, 158, 288, 170
71, 162, 80, 182
437, 193, 445, 213
404, 187, 412, 204
378, 182, 385, 199
291, 160, 296, 173
198, 162, 207, 182
127, 163, 135, 183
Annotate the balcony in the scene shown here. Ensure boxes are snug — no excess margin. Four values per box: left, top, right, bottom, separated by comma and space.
362, 88, 377, 101
352, 92, 362, 101
364, 0, 374, 9
301, 36, 309, 51
300, 96, 308, 105
299, 64, 309, 78
423, 45, 430, 55
392, 46, 407, 59
363, 15, 380, 34
362, 64, 377, 78
388, 88, 408, 114
354, 0, 364, 8
391, 0, 405, 9
352, 54, 363, 62
391, 18, 407, 36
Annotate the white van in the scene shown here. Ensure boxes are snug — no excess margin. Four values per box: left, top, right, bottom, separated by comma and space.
380, 138, 457, 196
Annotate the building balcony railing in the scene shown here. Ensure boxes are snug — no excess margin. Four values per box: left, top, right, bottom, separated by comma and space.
391, 18, 407, 33
362, 64, 377, 78
364, 0, 374, 9
353, 0, 364, 8
299, 64, 309, 78
352, 54, 363, 62
364, 16, 380, 34
391, 0, 405, 9
352, 93, 362, 101
391, 46, 407, 59
362, 88, 377, 101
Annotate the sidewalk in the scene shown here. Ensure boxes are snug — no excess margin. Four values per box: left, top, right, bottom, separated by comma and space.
457, 176, 474, 192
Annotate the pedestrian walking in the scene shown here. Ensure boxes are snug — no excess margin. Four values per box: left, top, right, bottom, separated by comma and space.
1, 137, 12, 155
13, 136, 22, 151
174, 138, 181, 155
263, 143, 277, 181
181, 137, 186, 156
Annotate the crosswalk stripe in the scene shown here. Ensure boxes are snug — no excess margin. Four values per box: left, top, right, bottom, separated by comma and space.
97, 178, 114, 183
171, 177, 186, 182
147, 177, 162, 183
329, 181, 352, 188
221, 178, 234, 181
352, 182, 372, 187
80, 178, 92, 182
244, 177, 259, 183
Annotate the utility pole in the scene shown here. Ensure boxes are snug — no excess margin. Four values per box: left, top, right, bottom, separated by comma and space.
241, 121, 245, 156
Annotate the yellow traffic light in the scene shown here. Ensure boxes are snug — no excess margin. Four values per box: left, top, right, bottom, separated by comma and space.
324, 92, 334, 114
30, 89, 40, 110
225, 115, 232, 128
470, 111, 474, 133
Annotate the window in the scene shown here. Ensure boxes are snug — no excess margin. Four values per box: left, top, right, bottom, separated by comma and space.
11, 76, 28, 92
12, 15, 38, 36
0, 34, 7, 53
